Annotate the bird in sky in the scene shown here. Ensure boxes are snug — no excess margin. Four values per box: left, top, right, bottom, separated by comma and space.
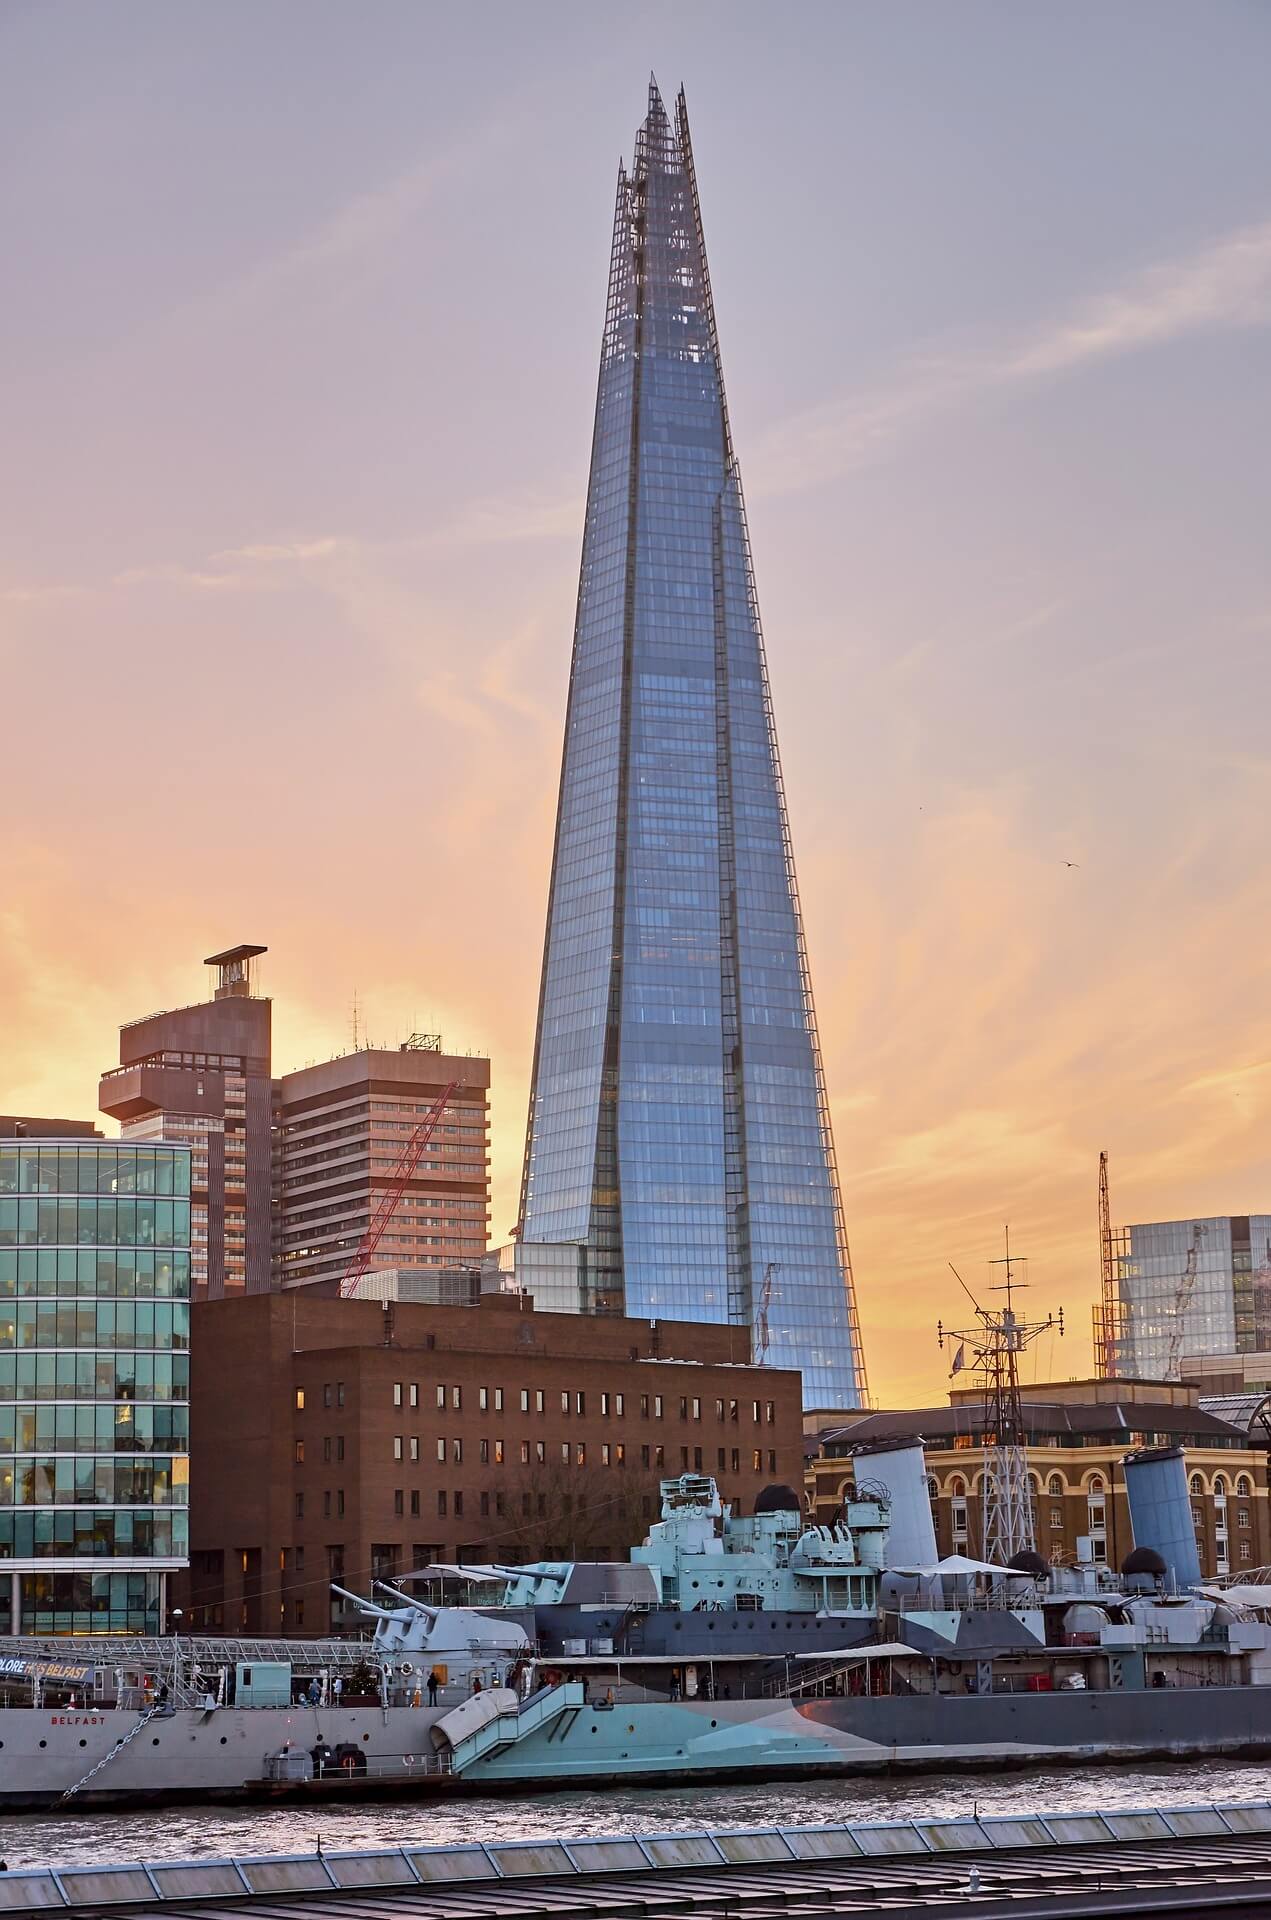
1063, 861, 1080, 868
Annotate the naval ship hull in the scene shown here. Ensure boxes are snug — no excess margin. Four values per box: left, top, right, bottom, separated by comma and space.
6, 1686, 1271, 1811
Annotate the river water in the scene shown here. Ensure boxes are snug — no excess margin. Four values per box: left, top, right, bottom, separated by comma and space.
3, 1762, 1271, 1872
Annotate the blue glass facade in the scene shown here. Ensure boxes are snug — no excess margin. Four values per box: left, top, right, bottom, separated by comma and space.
0, 1140, 191, 1633
521, 83, 866, 1409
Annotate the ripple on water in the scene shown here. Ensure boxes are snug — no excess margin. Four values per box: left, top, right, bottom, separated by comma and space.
3, 1762, 1271, 1872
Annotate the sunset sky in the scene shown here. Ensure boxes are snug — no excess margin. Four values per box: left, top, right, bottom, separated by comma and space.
4, 3, 1270, 1405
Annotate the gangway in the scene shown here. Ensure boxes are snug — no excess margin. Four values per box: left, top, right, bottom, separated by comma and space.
430, 1681, 586, 1773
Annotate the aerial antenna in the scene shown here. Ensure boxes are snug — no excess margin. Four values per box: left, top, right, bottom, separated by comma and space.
938, 1227, 1063, 1564
351, 990, 361, 1053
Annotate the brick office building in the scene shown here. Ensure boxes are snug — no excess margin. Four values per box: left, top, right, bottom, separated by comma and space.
185, 1292, 802, 1635
807, 1377, 1271, 1578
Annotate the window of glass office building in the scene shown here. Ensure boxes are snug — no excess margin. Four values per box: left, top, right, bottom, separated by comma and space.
0, 1142, 190, 1636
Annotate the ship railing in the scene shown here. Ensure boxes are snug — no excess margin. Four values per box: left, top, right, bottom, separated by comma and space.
303, 1750, 452, 1783
894, 1589, 1043, 1613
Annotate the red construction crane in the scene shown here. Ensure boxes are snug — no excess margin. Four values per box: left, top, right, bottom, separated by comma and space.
339, 1081, 459, 1298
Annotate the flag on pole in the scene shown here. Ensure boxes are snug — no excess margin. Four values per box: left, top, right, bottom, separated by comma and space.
950, 1342, 966, 1375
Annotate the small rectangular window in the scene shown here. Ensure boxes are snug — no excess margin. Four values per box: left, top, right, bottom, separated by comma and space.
693, 1446, 702, 1470
692, 1398, 701, 1421
717, 1447, 726, 1471
436, 1438, 446, 1463
520, 1389, 529, 1413
640, 1395, 649, 1420
452, 1438, 462, 1464
535, 1439, 546, 1464
765, 1401, 775, 1425
393, 1383, 403, 1408
393, 1437, 403, 1461
730, 1448, 739, 1473
601, 1392, 610, 1417
576, 1442, 586, 1467
323, 1490, 331, 1517
752, 1401, 761, 1424
453, 1492, 463, 1517
323, 1436, 331, 1464
561, 1441, 570, 1463
535, 1389, 545, 1414
495, 1388, 504, 1412
715, 1399, 724, 1421
654, 1395, 663, 1419
576, 1391, 585, 1415
393, 1489, 404, 1516
436, 1385, 446, 1409
294, 1439, 304, 1464
615, 1442, 626, 1466
409, 1383, 418, 1408
641, 1444, 651, 1467
768, 1449, 777, 1473
452, 1386, 461, 1410
323, 1384, 332, 1409
410, 1489, 420, 1516
409, 1436, 419, 1462
437, 1490, 447, 1516
655, 1444, 665, 1469
752, 1449, 762, 1472
615, 1393, 624, 1417
479, 1387, 489, 1411
295, 1491, 305, 1518
561, 1389, 570, 1414
480, 1490, 490, 1517
336, 1489, 344, 1516
480, 1438, 489, 1464
495, 1439, 505, 1464
336, 1382, 344, 1408
336, 1436, 345, 1462
521, 1440, 530, 1464
295, 1388, 305, 1411
729, 1400, 739, 1424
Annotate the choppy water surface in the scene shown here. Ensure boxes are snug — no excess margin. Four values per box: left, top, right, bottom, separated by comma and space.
4, 1763, 1271, 1872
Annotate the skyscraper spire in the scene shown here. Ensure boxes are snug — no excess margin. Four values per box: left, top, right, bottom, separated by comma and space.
520, 84, 867, 1410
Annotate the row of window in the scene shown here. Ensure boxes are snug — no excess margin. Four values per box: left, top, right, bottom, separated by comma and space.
0, 1507, 187, 1557
374, 1383, 780, 1422
0, 1147, 191, 1198
0, 1199, 191, 1249
382, 1436, 780, 1472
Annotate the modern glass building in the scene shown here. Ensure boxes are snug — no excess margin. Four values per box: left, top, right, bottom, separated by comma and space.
519, 81, 866, 1409
1110, 1215, 1271, 1381
0, 1139, 191, 1635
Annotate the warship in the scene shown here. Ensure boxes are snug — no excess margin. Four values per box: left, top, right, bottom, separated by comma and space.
3, 1460, 1271, 1810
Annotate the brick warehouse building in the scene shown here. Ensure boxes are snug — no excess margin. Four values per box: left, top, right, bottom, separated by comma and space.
185, 1292, 802, 1634
807, 1376, 1271, 1579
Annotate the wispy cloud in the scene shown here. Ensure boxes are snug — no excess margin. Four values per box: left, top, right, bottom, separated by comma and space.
754, 218, 1271, 495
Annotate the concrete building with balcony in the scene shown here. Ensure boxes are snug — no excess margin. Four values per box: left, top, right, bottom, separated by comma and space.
99, 946, 272, 1301
272, 1038, 490, 1292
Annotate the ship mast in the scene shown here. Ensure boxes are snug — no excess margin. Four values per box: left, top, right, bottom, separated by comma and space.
938, 1230, 1062, 1564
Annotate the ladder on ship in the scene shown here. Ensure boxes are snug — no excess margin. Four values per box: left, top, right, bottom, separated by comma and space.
60, 1704, 165, 1801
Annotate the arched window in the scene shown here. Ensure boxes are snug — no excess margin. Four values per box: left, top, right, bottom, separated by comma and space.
926, 1475, 939, 1500
1237, 1474, 1252, 1497
1190, 1473, 1203, 1495
1214, 1474, 1228, 1498
1048, 1474, 1064, 1496
1088, 1474, 1104, 1493
950, 1476, 966, 1498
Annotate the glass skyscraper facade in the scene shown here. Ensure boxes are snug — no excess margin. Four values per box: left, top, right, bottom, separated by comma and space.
520, 82, 866, 1409
0, 1139, 190, 1634
1111, 1215, 1271, 1380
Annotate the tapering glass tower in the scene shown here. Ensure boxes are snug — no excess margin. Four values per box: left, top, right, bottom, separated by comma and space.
520, 81, 866, 1409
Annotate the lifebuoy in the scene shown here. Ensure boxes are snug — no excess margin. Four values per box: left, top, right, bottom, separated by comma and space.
400, 1662, 414, 1675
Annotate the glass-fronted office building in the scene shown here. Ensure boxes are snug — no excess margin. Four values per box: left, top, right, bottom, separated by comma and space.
0, 1139, 190, 1634
519, 82, 866, 1409
1111, 1215, 1271, 1380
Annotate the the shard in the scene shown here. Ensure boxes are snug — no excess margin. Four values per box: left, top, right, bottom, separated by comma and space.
519, 81, 866, 1410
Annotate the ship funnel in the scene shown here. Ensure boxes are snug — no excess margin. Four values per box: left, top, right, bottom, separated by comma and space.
846, 1438, 936, 1569
1122, 1446, 1201, 1592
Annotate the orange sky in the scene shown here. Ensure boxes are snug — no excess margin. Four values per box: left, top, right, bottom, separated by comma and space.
4, 7, 1270, 1406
